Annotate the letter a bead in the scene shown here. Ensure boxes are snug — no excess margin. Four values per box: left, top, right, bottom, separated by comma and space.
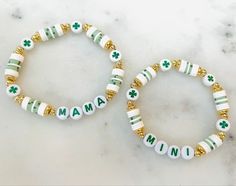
70, 106, 83, 120
94, 95, 107, 109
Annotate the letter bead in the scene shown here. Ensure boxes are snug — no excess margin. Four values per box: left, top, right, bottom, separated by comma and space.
94, 95, 107, 109
181, 146, 194, 160
56, 106, 69, 120
154, 140, 169, 155
143, 133, 157, 147
167, 145, 181, 159
70, 106, 83, 120
82, 102, 96, 115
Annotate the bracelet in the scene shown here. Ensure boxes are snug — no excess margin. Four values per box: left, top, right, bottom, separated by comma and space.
126, 59, 230, 160
5, 21, 125, 120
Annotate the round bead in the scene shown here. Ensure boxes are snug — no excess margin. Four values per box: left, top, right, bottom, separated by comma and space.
109, 50, 122, 63
154, 140, 169, 155
82, 102, 96, 115
167, 145, 181, 159
143, 133, 157, 147
216, 119, 231, 132
126, 88, 139, 101
56, 106, 69, 120
181, 146, 194, 160
21, 38, 34, 50
160, 59, 172, 71
203, 74, 216, 87
71, 21, 83, 34
70, 106, 83, 120
6, 84, 21, 97
94, 95, 107, 109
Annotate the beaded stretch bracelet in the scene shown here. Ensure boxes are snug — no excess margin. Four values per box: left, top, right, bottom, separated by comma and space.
5, 21, 125, 120
126, 59, 230, 160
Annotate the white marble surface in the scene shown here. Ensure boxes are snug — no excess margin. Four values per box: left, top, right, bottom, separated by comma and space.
0, 0, 236, 185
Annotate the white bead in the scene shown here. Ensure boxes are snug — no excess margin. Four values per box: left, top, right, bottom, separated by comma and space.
82, 102, 96, 115
71, 21, 83, 33
94, 95, 107, 109
10, 53, 24, 62
216, 119, 231, 132
154, 140, 168, 155
167, 145, 181, 159
70, 106, 83, 120
21, 96, 31, 111
126, 88, 139, 101
21, 38, 34, 50
37, 102, 48, 116
56, 106, 69, 120
109, 50, 122, 63
143, 133, 157, 147
203, 74, 216, 87
159, 59, 172, 71
6, 84, 21, 97
86, 26, 97, 38
179, 60, 199, 76
99, 35, 110, 48
136, 66, 156, 86
181, 146, 194, 160
213, 90, 230, 111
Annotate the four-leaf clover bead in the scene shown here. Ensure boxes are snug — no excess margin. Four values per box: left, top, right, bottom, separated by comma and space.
203, 73, 216, 87
110, 50, 122, 63
21, 38, 34, 50
216, 119, 231, 132
160, 59, 172, 71
71, 21, 83, 33
6, 84, 21, 97
126, 88, 139, 101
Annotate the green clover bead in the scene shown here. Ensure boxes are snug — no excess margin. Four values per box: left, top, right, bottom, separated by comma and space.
163, 60, 170, 68
6, 84, 21, 97
23, 40, 31, 47
127, 88, 139, 101
219, 121, 228, 128
72, 22, 80, 29
112, 51, 120, 59
9, 86, 18, 94
21, 38, 34, 50
216, 119, 230, 132
208, 75, 214, 82
160, 59, 172, 71
129, 90, 137, 98
110, 50, 122, 63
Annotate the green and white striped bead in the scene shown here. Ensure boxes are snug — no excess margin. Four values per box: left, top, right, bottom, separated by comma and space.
106, 68, 124, 93
198, 134, 223, 154
21, 96, 48, 116
178, 60, 199, 76
136, 66, 157, 86
127, 108, 144, 131
213, 90, 229, 111
5, 53, 24, 78
38, 24, 64, 41
86, 26, 110, 48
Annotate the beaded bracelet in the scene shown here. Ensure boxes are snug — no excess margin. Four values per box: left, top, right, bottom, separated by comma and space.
126, 59, 230, 160
5, 21, 125, 120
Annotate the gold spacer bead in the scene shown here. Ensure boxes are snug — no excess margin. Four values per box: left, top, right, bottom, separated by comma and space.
105, 40, 116, 51
134, 127, 145, 138
212, 82, 223, 93
171, 59, 181, 70
217, 131, 226, 141
197, 67, 207, 77
15, 46, 24, 55
31, 32, 42, 42
127, 101, 136, 111
44, 105, 56, 116
131, 78, 142, 89
82, 23, 92, 32
15, 95, 25, 105
5, 75, 16, 86
61, 23, 71, 33
151, 63, 160, 72
105, 90, 116, 101
113, 60, 123, 69
194, 145, 206, 157
218, 109, 229, 119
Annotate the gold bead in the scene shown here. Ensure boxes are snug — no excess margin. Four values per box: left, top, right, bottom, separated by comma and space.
151, 63, 160, 72
194, 145, 206, 157
105, 40, 116, 50
44, 105, 56, 116
113, 60, 123, 69
61, 23, 71, 33
212, 82, 223, 93
82, 23, 92, 32
5, 75, 16, 86
105, 90, 116, 101
217, 131, 226, 141
131, 78, 142, 89
127, 101, 136, 111
171, 59, 181, 70
31, 32, 42, 42
197, 67, 207, 77
15, 46, 24, 55
134, 127, 145, 138
218, 109, 229, 119
15, 95, 25, 105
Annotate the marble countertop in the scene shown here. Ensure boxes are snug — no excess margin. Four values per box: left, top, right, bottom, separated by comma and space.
0, 0, 236, 185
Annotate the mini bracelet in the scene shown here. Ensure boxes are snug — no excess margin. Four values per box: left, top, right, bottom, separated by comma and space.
5, 21, 125, 120
126, 59, 230, 160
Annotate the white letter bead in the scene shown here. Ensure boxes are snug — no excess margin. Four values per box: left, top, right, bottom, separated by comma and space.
21, 38, 34, 50
110, 50, 122, 63
94, 95, 107, 109
216, 119, 231, 132
56, 106, 69, 120
167, 145, 181, 159
71, 21, 83, 33
159, 59, 172, 71
154, 140, 169, 155
143, 133, 157, 147
82, 102, 96, 115
126, 88, 139, 101
213, 90, 230, 111
6, 84, 21, 97
70, 106, 83, 120
181, 146, 194, 160
179, 60, 199, 76
203, 74, 216, 87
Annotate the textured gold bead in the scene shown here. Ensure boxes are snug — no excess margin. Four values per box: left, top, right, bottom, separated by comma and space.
5, 75, 16, 86
212, 82, 223, 93
127, 101, 136, 111
171, 59, 181, 70
15, 46, 24, 55
82, 23, 92, 32
113, 60, 123, 69
197, 67, 207, 77
131, 78, 142, 89
105, 90, 116, 101
151, 63, 160, 72
194, 145, 206, 157
61, 23, 71, 33
31, 32, 42, 42
218, 109, 229, 119
134, 127, 145, 138
44, 105, 56, 116
217, 132, 226, 141
105, 40, 116, 50
15, 95, 25, 105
